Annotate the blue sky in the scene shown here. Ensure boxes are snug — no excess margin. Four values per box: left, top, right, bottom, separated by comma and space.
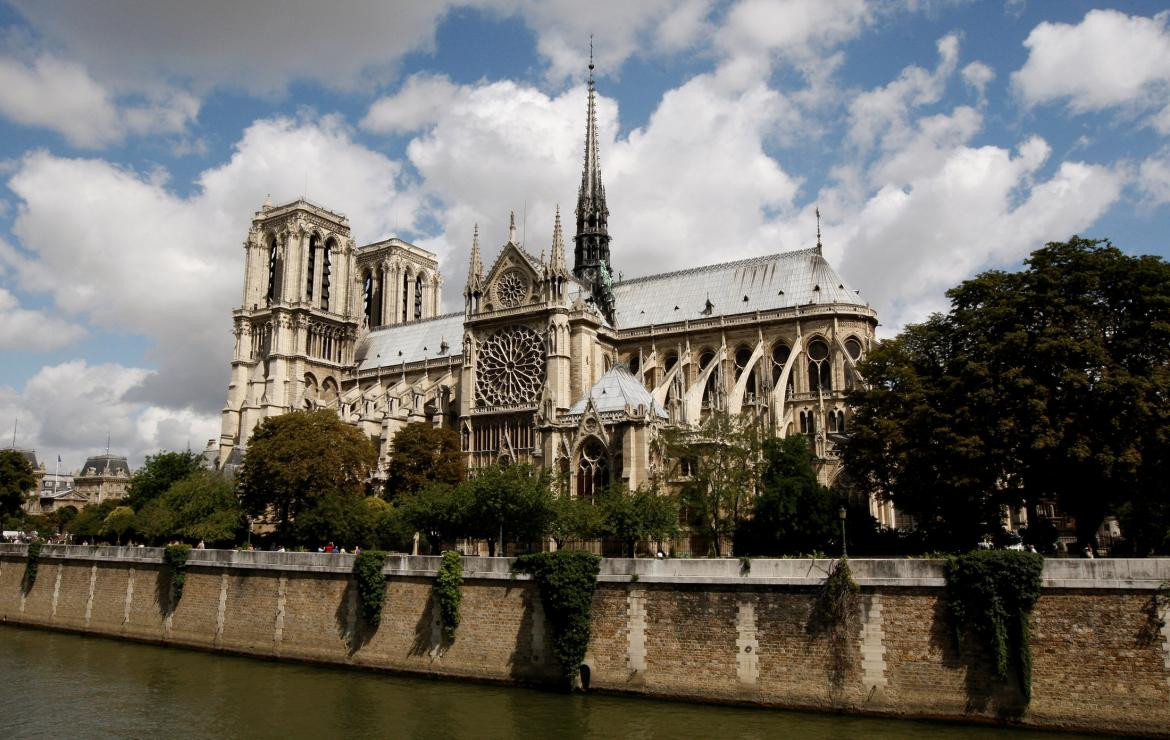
1, 0, 1168, 470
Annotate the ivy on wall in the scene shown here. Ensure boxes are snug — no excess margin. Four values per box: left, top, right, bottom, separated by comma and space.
513, 550, 602, 688
945, 550, 1044, 701
353, 550, 388, 628
805, 557, 860, 689
22, 541, 42, 593
435, 551, 463, 642
163, 544, 192, 609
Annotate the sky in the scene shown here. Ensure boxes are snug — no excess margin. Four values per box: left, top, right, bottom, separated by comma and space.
0, 0, 1167, 472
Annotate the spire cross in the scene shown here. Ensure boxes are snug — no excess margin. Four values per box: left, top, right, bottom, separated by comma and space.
815, 207, 823, 253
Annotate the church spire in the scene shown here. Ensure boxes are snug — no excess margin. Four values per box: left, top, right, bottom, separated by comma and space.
508, 210, 518, 244
573, 43, 614, 323
815, 207, 823, 255
465, 223, 483, 313
551, 205, 566, 271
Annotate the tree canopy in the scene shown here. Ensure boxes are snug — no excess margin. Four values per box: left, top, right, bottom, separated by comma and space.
124, 450, 202, 511
238, 410, 378, 539
844, 237, 1170, 551
736, 435, 839, 556
383, 423, 464, 498
135, 469, 243, 544
0, 449, 36, 518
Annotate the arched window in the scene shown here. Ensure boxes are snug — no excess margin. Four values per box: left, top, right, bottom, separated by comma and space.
576, 438, 609, 502
627, 352, 640, 377
402, 271, 410, 322
664, 352, 678, 372
734, 344, 758, 403
844, 337, 863, 362
266, 236, 279, 302
414, 273, 424, 320
362, 270, 374, 326
321, 239, 333, 310
306, 234, 318, 300
772, 342, 794, 396
699, 349, 720, 409
807, 339, 831, 393
837, 410, 846, 433
828, 409, 838, 432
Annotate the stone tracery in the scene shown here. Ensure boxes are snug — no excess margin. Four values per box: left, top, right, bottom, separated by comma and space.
476, 325, 545, 406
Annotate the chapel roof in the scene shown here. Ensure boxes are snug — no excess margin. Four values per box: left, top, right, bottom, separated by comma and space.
563, 365, 669, 419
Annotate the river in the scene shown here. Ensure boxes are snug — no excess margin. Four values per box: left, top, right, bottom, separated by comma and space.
0, 625, 1098, 739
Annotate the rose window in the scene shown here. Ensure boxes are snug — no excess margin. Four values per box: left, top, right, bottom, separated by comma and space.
495, 270, 528, 308
476, 325, 545, 406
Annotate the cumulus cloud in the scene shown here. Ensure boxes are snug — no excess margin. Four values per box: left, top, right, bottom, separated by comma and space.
0, 360, 219, 472
361, 74, 460, 135
1138, 151, 1170, 206
0, 287, 87, 350
961, 61, 994, 99
1013, 9, 1170, 131
0, 54, 198, 147
3, 114, 415, 411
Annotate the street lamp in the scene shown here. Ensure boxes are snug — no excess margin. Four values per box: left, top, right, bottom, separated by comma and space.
838, 506, 847, 558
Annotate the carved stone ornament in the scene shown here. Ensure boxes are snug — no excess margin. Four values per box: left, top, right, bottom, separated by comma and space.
475, 325, 545, 406
494, 269, 528, 308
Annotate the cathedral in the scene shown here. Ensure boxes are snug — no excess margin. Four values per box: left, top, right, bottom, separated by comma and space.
217, 64, 890, 525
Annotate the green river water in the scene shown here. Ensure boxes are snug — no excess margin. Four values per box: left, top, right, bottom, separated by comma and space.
0, 625, 1100, 739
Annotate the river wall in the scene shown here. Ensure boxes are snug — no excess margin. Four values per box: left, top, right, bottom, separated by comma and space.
1, 545, 1167, 736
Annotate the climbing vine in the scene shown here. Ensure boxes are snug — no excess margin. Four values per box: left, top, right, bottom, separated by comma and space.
22, 540, 43, 592
513, 550, 602, 687
435, 550, 463, 641
353, 550, 388, 628
945, 550, 1044, 701
163, 544, 192, 609
806, 557, 860, 689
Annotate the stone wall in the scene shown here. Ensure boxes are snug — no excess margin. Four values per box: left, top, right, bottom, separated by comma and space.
1, 546, 1167, 736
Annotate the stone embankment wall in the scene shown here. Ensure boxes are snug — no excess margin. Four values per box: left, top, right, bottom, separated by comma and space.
1, 545, 1167, 736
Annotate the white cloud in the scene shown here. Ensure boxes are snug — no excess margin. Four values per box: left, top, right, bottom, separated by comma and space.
3, 114, 415, 410
0, 287, 87, 350
361, 74, 460, 134
0, 54, 197, 148
715, 0, 871, 61
961, 61, 994, 99
0, 360, 218, 472
1013, 9, 1170, 131
1139, 151, 1170, 206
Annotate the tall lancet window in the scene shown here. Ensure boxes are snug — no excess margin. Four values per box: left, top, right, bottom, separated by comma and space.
402, 271, 410, 322
266, 236, 279, 302
362, 270, 374, 326
414, 274, 424, 320
306, 234, 318, 300
321, 239, 332, 310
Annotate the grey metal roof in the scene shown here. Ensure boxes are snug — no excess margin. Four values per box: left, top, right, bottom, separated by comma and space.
610, 248, 867, 328
359, 312, 466, 371
80, 454, 130, 477
564, 365, 668, 419
15, 449, 38, 469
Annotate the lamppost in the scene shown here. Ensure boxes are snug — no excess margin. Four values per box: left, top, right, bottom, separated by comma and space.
838, 506, 847, 558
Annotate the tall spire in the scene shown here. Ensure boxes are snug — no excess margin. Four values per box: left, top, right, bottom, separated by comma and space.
468, 223, 483, 282
508, 210, 518, 244
815, 207, 823, 255
573, 42, 614, 323
551, 205, 566, 271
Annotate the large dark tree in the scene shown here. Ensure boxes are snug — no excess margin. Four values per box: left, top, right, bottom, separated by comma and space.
238, 410, 377, 540
0, 449, 36, 518
135, 469, 244, 544
383, 423, 464, 498
464, 463, 555, 556
125, 450, 202, 510
845, 238, 1170, 551
736, 435, 839, 556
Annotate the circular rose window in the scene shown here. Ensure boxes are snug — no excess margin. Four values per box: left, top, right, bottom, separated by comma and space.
476, 325, 545, 406
495, 269, 528, 308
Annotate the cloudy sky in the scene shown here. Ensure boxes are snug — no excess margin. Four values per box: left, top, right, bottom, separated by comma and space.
1, 0, 1167, 471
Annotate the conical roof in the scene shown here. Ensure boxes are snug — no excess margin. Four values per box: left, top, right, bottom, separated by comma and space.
565, 365, 668, 418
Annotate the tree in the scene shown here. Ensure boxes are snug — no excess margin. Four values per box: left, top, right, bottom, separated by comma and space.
0, 449, 36, 518
665, 411, 762, 556
736, 436, 838, 556
136, 469, 243, 544
68, 500, 119, 541
101, 506, 136, 545
465, 463, 555, 556
384, 423, 464, 498
845, 238, 1170, 551
292, 492, 382, 548
237, 410, 377, 540
125, 450, 202, 510
399, 482, 470, 554
599, 484, 679, 557
549, 490, 604, 549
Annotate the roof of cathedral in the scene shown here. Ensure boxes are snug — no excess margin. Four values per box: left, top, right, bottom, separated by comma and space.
359, 312, 466, 372
610, 247, 867, 328
564, 365, 669, 419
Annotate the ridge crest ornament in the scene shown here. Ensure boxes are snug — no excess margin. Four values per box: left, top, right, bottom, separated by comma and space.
476, 325, 545, 406
495, 269, 528, 308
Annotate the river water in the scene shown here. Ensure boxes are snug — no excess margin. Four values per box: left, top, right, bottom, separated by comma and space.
0, 626, 1097, 740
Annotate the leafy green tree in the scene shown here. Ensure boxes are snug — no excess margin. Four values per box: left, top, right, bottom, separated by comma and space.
384, 423, 464, 498
399, 482, 470, 554
465, 463, 555, 556
736, 436, 838, 556
599, 484, 679, 557
238, 410, 377, 540
101, 505, 136, 545
665, 411, 762, 556
68, 500, 119, 540
845, 238, 1170, 551
136, 469, 243, 544
0, 449, 36, 518
292, 492, 383, 548
549, 490, 604, 549
125, 450, 202, 510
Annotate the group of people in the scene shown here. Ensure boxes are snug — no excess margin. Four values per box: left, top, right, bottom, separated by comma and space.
319, 542, 360, 555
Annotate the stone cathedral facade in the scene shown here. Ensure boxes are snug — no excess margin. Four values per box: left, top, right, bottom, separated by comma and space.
218, 66, 892, 525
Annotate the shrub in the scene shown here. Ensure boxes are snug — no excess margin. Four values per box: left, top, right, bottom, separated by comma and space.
435, 551, 463, 641
22, 540, 42, 592
353, 550, 388, 628
806, 557, 860, 688
945, 550, 1044, 701
163, 544, 192, 609
513, 550, 602, 687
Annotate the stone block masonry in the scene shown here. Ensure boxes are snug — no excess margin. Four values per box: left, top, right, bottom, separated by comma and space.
1, 545, 1168, 737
